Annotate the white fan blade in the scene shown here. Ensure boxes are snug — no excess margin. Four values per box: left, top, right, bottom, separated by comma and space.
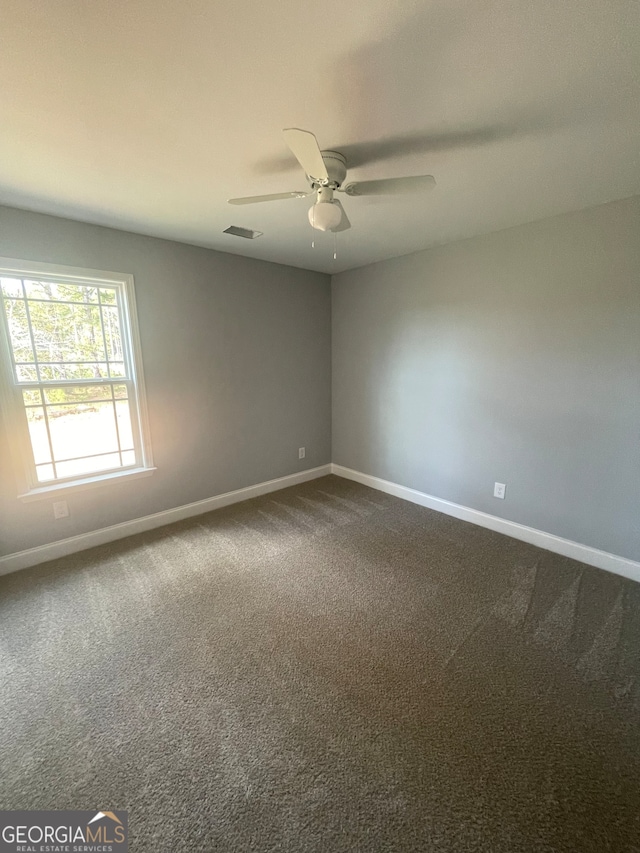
333, 200, 351, 232
283, 128, 329, 182
228, 191, 310, 205
341, 175, 436, 196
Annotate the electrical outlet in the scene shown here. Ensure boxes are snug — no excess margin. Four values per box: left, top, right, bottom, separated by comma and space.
53, 500, 69, 519
298, 447, 306, 459
493, 482, 506, 500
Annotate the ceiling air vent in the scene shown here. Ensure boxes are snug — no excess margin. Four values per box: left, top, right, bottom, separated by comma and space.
223, 226, 263, 239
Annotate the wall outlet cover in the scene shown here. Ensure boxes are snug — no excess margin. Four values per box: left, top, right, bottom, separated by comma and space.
53, 500, 69, 519
494, 482, 506, 499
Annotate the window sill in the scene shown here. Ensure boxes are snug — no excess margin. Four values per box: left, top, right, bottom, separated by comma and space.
18, 466, 157, 503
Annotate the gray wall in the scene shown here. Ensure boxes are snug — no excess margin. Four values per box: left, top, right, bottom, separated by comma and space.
332, 195, 640, 562
0, 205, 331, 556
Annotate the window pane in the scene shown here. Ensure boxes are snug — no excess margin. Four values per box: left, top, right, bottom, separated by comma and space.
24, 280, 99, 303
1, 278, 23, 298
108, 362, 126, 378
56, 453, 121, 479
29, 301, 105, 363
26, 407, 52, 464
99, 288, 117, 305
39, 362, 109, 381
36, 463, 55, 482
115, 399, 134, 448
3, 298, 34, 363
47, 401, 118, 461
43, 385, 112, 405
16, 364, 38, 381
102, 305, 124, 362
23, 389, 42, 406
113, 383, 128, 399
121, 450, 136, 467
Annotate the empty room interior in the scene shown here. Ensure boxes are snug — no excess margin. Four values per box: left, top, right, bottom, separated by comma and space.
1, 1, 639, 851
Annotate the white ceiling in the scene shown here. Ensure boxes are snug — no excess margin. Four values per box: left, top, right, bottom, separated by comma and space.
1, 0, 639, 274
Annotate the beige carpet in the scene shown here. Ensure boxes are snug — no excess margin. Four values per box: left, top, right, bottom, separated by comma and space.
1, 475, 639, 851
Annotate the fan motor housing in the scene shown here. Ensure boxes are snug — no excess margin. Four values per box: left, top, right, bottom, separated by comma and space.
308, 151, 347, 188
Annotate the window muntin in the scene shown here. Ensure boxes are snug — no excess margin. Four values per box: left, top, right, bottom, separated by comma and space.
0, 262, 151, 493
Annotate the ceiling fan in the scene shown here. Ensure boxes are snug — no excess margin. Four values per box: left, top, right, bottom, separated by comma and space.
228, 128, 436, 232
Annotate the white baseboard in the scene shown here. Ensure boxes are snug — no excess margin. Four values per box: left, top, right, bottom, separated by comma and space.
0, 464, 332, 577
331, 464, 640, 584
3, 462, 638, 585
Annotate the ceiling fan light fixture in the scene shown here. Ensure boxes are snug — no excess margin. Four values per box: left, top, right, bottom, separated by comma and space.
228, 128, 434, 238
308, 200, 342, 232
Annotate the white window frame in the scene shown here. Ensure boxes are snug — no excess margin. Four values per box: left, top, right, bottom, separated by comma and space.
0, 257, 155, 502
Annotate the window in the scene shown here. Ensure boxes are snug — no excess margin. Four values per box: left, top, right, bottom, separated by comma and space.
0, 258, 154, 500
